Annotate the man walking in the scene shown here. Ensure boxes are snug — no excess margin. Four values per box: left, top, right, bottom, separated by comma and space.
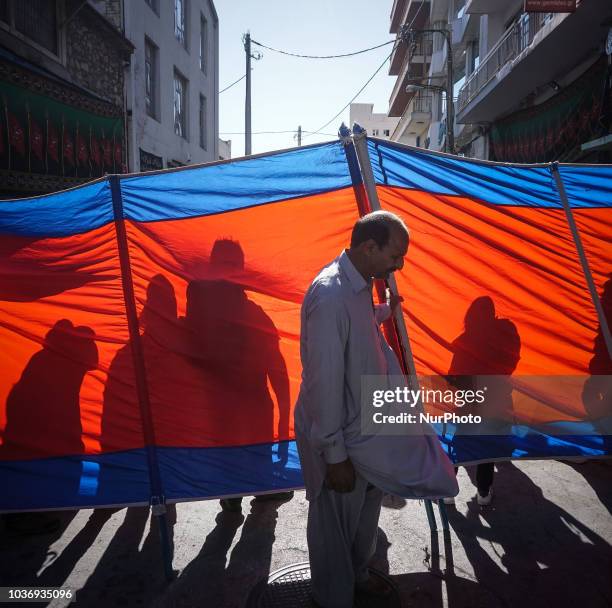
295, 211, 457, 607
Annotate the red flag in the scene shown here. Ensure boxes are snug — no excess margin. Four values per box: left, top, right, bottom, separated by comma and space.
114, 140, 122, 166
77, 132, 88, 165
63, 126, 74, 165
102, 137, 112, 168
47, 121, 59, 162
8, 112, 25, 155
90, 133, 101, 166
30, 116, 43, 160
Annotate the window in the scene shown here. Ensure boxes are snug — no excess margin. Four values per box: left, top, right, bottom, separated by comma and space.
144, 38, 159, 119
144, 0, 159, 14
383, 129, 390, 137
372, 129, 379, 136
175, 0, 186, 47
200, 15, 208, 73
174, 70, 188, 138
199, 94, 207, 149
8, 0, 58, 55
416, 136, 421, 147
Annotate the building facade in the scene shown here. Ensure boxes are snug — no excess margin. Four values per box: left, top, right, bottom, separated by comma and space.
124, 0, 219, 172
350, 103, 399, 139
0, 0, 133, 196
388, 0, 612, 162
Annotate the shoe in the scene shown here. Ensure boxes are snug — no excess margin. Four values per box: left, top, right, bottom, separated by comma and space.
442, 497, 456, 505
477, 488, 493, 506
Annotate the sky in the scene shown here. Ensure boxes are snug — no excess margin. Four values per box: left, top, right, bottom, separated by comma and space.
215, 0, 396, 158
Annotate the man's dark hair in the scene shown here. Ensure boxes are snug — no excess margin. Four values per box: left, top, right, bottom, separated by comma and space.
350, 211, 408, 248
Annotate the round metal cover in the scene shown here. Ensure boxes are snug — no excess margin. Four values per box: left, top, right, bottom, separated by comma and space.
246, 562, 401, 608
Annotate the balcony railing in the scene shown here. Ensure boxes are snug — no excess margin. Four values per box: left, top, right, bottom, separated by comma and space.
413, 92, 432, 113
409, 32, 434, 57
457, 11, 554, 113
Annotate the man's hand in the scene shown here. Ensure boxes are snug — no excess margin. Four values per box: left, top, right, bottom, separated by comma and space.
325, 458, 355, 493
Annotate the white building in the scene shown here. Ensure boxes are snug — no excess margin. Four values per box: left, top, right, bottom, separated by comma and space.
124, 0, 219, 171
388, 0, 611, 162
218, 137, 231, 160
349, 103, 399, 139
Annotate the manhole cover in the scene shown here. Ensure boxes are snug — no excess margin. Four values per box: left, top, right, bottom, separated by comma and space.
246, 562, 401, 608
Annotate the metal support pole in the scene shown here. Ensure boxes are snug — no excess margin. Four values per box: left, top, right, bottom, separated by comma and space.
109, 176, 174, 582
551, 163, 612, 361
297, 125, 302, 147
351, 124, 420, 384
244, 32, 252, 156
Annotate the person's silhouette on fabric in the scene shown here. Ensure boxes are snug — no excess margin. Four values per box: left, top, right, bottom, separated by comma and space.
185, 239, 292, 512
582, 274, 612, 444
2, 319, 97, 460
1, 319, 97, 534
446, 296, 521, 505
101, 274, 200, 502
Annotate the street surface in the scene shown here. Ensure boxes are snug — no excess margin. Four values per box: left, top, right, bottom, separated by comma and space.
1, 459, 610, 607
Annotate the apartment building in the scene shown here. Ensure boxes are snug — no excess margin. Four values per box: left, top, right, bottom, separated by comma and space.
0, 0, 133, 196
350, 103, 399, 139
388, 0, 611, 162
124, 0, 219, 171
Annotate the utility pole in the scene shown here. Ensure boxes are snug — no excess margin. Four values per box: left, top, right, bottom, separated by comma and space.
445, 32, 455, 155
297, 125, 302, 146
401, 26, 455, 154
243, 32, 262, 156
244, 32, 252, 156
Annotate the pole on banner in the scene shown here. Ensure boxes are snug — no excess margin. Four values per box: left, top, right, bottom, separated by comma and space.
109, 175, 175, 582
340, 124, 409, 373
349, 124, 448, 531
350, 124, 420, 382
551, 163, 612, 362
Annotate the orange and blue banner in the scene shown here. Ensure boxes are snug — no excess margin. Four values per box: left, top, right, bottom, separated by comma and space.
0, 138, 610, 511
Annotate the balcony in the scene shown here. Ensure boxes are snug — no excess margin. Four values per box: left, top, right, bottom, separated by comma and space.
389, 1, 431, 75
391, 93, 432, 142
451, 10, 479, 47
466, 0, 521, 13
456, 1, 609, 124
390, 0, 409, 33
390, 0, 430, 33
388, 36, 430, 117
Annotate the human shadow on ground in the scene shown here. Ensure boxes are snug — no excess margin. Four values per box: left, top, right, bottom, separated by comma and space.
446, 461, 612, 608
159, 498, 283, 608
73, 505, 177, 607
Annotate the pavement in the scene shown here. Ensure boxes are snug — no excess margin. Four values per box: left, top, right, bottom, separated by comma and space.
0, 458, 611, 608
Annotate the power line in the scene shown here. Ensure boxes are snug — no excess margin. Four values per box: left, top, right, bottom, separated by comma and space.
303, 0, 427, 140
250, 38, 394, 59
302, 43, 399, 139
219, 130, 338, 136
219, 74, 246, 94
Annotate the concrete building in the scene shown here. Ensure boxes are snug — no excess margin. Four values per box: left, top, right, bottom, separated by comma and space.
218, 137, 231, 160
0, 0, 133, 196
388, 0, 612, 162
456, 0, 611, 162
124, 0, 219, 171
350, 103, 399, 139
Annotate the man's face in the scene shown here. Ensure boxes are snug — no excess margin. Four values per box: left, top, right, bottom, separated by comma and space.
368, 226, 409, 279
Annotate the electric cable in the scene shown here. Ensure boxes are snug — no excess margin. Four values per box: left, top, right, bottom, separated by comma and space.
219, 74, 246, 94
302, 0, 427, 139
250, 38, 394, 59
